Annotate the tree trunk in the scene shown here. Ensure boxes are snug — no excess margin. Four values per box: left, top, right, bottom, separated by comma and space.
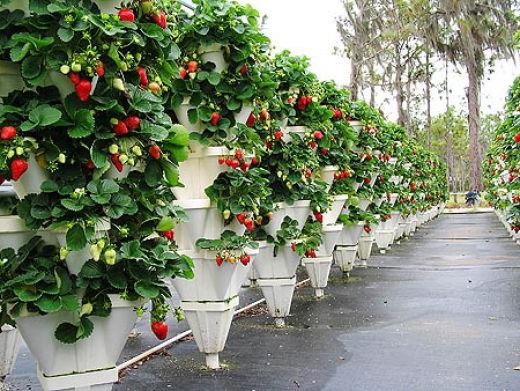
349, 54, 361, 101
395, 46, 406, 127
466, 58, 483, 191
425, 50, 432, 149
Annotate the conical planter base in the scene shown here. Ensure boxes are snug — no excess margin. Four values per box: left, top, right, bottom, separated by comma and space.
338, 222, 364, 246
181, 297, 239, 369
257, 277, 296, 326
0, 216, 34, 252
285, 200, 311, 230
357, 235, 374, 265
253, 243, 301, 280
358, 197, 372, 212
322, 195, 348, 226
319, 166, 338, 191
173, 249, 255, 302
173, 98, 205, 133
173, 147, 229, 200
403, 220, 413, 237
316, 224, 343, 257
333, 245, 358, 274
0, 325, 20, 380
302, 256, 333, 297
173, 200, 245, 251
395, 222, 406, 243
15, 295, 139, 378
263, 203, 286, 237
375, 229, 394, 253
37, 367, 118, 391
11, 154, 49, 199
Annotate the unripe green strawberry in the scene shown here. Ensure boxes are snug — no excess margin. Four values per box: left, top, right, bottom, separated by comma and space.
112, 78, 125, 91
15, 147, 24, 155
104, 249, 117, 265
71, 62, 81, 72
223, 209, 231, 220
108, 144, 119, 154
119, 154, 129, 164
58, 153, 66, 164
80, 303, 93, 316
60, 65, 70, 74
90, 244, 101, 261
131, 145, 142, 156
59, 247, 69, 260
7, 150, 14, 159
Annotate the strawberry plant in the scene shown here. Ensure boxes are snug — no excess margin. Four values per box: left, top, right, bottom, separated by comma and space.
196, 230, 259, 266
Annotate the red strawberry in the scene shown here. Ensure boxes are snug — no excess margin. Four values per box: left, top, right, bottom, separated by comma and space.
179, 67, 187, 80
240, 254, 250, 266
298, 97, 307, 111
237, 213, 247, 224
84, 160, 96, 170
149, 145, 161, 160
210, 112, 220, 126
152, 11, 167, 29
240, 64, 248, 75
246, 113, 256, 128
216, 256, 224, 267
111, 154, 123, 172
321, 148, 328, 155
314, 131, 324, 140
1, 126, 17, 140
0, 176, 4, 185
306, 96, 312, 105
244, 218, 254, 232
364, 225, 371, 234
96, 62, 105, 77
69, 72, 80, 85
291, 242, 297, 252
305, 168, 312, 178
308, 141, 317, 149
218, 156, 226, 165
287, 97, 294, 104
240, 162, 250, 172
514, 133, 520, 143
151, 321, 168, 340
114, 120, 129, 136
274, 130, 284, 140
259, 109, 270, 122
187, 61, 198, 73
363, 177, 371, 185
229, 159, 240, 169
235, 150, 244, 160
75, 79, 92, 101
124, 116, 141, 130
118, 8, 135, 22
136, 67, 149, 86
162, 230, 175, 241
10, 159, 28, 181
251, 156, 258, 165
313, 211, 323, 223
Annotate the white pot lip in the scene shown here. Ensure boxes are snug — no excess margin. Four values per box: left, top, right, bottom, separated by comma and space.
52, 218, 110, 234
173, 198, 212, 209
284, 200, 311, 208
186, 145, 229, 158
179, 246, 259, 259
0, 60, 20, 75
349, 120, 363, 125
198, 42, 223, 53
332, 194, 349, 201
302, 255, 333, 262
285, 125, 307, 133
0, 215, 30, 233
321, 165, 339, 172
322, 223, 344, 232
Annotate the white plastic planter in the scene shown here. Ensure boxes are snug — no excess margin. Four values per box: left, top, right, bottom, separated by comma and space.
182, 297, 238, 369
358, 197, 372, 212
254, 243, 301, 280
389, 157, 398, 165
349, 120, 364, 132
263, 203, 286, 237
173, 146, 229, 200
374, 196, 385, 207
257, 277, 296, 327
319, 166, 338, 190
0, 325, 20, 382
54, 219, 110, 276
369, 172, 379, 187
199, 43, 229, 73
389, 193, 399, 206
234, 103, 253, 124
286, 200, 311, 228
15, 295, 139, 378
322, 194, 348, 226
0, 216, 34, 252
403, 218, 413, 237
394, 221, 406, 243
282, 126, 306, 142
316, 224, 343, 257
11, 153, 49, 199
173, 199, 245, 251
0, 60, 24, 97
338, 222, 364, 246
357, 233, 374, 266
104, 164, 132, 181
410, 215, 418, 234
302, 256, 333, 298
374, 229, 394, 253
333, 245, 357, 274
173, 248, 256, 302
173, 97, 205, 133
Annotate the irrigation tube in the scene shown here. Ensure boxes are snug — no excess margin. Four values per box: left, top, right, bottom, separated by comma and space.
117, 278, 311, 371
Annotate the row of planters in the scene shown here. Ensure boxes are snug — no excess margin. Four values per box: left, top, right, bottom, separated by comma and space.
0, 0, 448, 389
484, 73, 520, 245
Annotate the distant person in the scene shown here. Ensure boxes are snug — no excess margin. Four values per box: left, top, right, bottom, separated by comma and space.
466, 190, 479, 207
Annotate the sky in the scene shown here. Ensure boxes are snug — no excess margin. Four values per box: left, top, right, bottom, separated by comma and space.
240, 0, 519, 121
